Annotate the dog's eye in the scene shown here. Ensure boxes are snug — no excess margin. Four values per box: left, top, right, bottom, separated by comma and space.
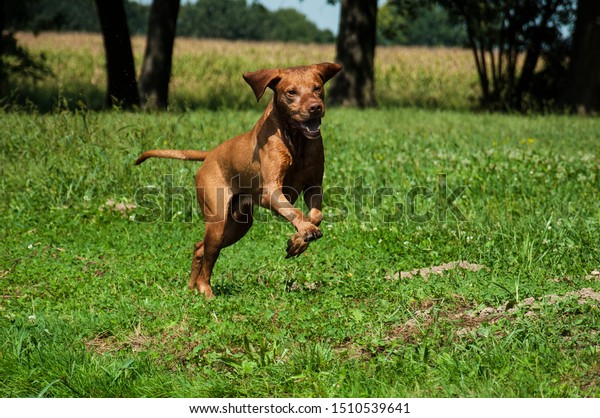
286, 89, 298, 97
313, 85, 322, 93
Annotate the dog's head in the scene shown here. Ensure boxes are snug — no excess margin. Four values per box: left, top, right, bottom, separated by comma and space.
243, 62, 342, 139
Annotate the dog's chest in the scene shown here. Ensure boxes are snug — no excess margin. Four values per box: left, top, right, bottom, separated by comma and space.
283, 150, 323, 189
264, 134, 324, 191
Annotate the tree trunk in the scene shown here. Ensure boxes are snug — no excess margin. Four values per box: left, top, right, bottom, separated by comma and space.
0, 0, 5, 42
329, 0, 377, 107
0, 0, 6, 87
513, 1, 557, 111
138, 0, 180, 110
561, 0, 600, 114
95, 0, 139, 109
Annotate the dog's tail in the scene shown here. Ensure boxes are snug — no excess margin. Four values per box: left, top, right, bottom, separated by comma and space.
134, 150, 210, 165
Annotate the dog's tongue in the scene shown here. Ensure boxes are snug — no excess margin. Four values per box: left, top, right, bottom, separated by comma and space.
300, 119, 321, 138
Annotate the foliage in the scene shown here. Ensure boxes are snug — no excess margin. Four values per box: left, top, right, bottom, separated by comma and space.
439, 0, 576, 111
125, 0, 152, 35
378, 1, 467, 46
3, 0, 39, 29
9, 0, 333, 44
176, 0, 334, 43
15, 0, 148, 34
12, 0, 101, 33
0, 35, 51, 90
1, 105, 599, 397
0, 0, 52, 98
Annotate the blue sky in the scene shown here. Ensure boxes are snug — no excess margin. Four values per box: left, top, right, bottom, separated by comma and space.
255, 0, 340, 34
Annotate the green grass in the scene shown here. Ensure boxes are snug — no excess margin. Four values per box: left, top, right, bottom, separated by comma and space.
1, 106, 599, 397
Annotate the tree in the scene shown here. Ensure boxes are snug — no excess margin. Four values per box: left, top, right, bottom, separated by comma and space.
186, 0, 245, 39
175, 0, 333, 43
94, 0, 139, 108
267, 8, 334, 43
561, 0, 600, 114
138, 0, 180, 110
329, 0, 378, 107
125, 0, 151, 35
1, 0, 51, 96
440, 0, 574, 111
378, 1, 466, 46
9, 0, 149, 34
0, 0, 6, 85
26, 0, 100, 32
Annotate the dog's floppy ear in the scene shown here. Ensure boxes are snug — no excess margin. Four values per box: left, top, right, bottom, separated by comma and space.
313, 62, 342, 84
243, 68, 281, 101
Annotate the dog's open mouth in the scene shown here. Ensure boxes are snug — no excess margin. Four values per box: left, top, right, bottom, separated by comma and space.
297, 118, 322, 139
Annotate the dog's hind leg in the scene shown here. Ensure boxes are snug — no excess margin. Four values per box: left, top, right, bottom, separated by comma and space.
189, 240, 206, 292
188, 222, 223, 299
221, 194, 254, 247
189, 194, 254, 298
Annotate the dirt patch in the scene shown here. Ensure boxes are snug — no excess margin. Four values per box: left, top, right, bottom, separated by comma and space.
99, 198, 137, 217
84, 332, 123, 354
580, 362, 600, 395
546, 288, 600, 305
85, 326, 148, 355
287, 281, 320, 292
334, 340, 373, 361
389, 286, 600, 343
386, 261, 487, 281
552, 270, 600, 283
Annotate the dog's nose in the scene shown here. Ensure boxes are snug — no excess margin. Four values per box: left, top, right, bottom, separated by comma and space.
308, 103, 323, 114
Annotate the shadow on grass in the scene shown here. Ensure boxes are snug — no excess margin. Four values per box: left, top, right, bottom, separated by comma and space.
2, 82, 106, 112
210, 281, 246, 298
3, 78, 477, 113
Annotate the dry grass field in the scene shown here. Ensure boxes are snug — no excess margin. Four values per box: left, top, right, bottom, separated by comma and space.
15, 32, 478, 110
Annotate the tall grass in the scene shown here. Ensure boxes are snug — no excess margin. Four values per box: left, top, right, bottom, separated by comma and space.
13, 32, 478, 111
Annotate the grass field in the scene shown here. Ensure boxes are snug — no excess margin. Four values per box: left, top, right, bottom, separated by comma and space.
1, 33, 599, 398
13, 32, 477, 111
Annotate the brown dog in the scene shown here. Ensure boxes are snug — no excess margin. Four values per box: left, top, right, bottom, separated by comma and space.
135, 62, 342, 298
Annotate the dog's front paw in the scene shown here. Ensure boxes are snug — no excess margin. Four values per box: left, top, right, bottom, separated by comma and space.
299, 223, 322, 242
286, 232, 309, 258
